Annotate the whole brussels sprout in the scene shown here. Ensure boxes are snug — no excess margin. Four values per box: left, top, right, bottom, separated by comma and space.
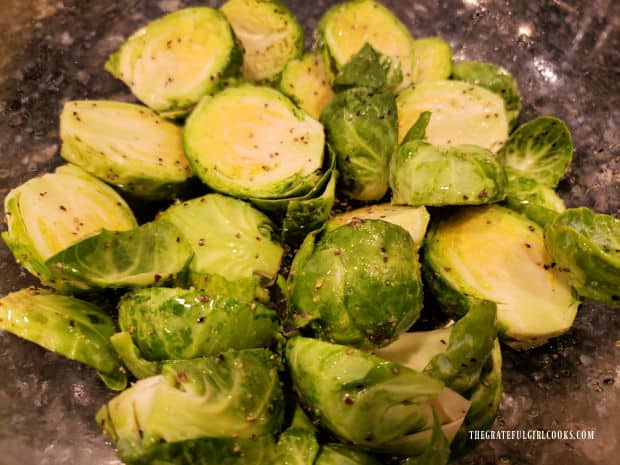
286, 219, 424, 348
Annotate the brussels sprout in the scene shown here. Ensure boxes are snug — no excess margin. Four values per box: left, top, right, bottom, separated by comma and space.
544, 207, 620, 305
452, 60, 521, 129
390, 141, 507, 207
321, 86, 397, 201
400, 411, 450, 465
158, 193, 283, 302
376, 300, 497, 395
184, 84, 324, 199
105, 7, 242, 116
111, 288, 279, 378
46, 220, 192, 290
498, 116, 573, 187
332, 43, 402, 91
96, 349, 284, 463
401, 111, 431, 145
396, 80, 509, 151
279, 52, 335, 119
315, 445, 381, 465
424, 205, 580, 349
0, 289, 126, 390
274, 407, 319, 465
314, 0, 416, 91
221, 0, 304, 82
287, 220, 423, 348
450, 340, 502, 457
2, 164, 137, 291
59, 100, 191, 199
505, 174, 566, 226
327, 203, 430, 249
127, 436, 277, 465
411, 38, 452, 84
286, 337, 470, 456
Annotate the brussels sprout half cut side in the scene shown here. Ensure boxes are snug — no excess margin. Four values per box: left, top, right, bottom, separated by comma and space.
60, 100, 191, 199
397, 80, 509, 151
2, 164, 137, 291
452, 60, 521, 130
105, 7, 242, 116
287, 219, 424, 348
279, 52, 335, 120
411, 37, 453, 84
0, 289, 126, 390
314, 0, 416, 91
424, 205, 580, 350
498, 116, 573, 188
96, 350, 284, 463
327, 203, 430, 249
158, 193, 283, 301
221, 0, 304, 83
389, 141, 507, 207
184, 85, 324, 199
544, 207, 620, 305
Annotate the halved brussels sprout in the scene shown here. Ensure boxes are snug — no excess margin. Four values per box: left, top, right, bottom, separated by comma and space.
96, 349, 284, 463
0, 289, 126, 390
2, 164, 137, 291
158, 193, 283, 302
390, 141, 507, 207
105, 7, 242, 116
505, 174, 566, 226
46, 220, 192, 290
327, 203, 430, 248
449, 340, 502, 457
111, 287, 279, 378
127, 436, 277, 465
184, 84, 324, 199
544, 207, 620, 305
321, 86, 397, 201
396, 80, 509, 151
287, 220, 423, 348
411, 38, 452, 84
59, 100, 191, 199
424, 205, 580, 349
221, 0, 304, 82
314, 0, 416, 91
452, 60, 521, 129
376, 300, 497, 395
315, 445, 381, 465
286, 337, 470, 456
279, 52, 335, 119
498, 116, 573, 187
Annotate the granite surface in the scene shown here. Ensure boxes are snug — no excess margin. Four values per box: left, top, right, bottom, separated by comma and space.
0, 0, 619, 464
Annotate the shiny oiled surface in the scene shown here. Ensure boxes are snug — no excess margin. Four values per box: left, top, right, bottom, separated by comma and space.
0, 1, 619, 464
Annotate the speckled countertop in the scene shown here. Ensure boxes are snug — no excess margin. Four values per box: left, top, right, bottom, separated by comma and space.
0, 1, 618, 464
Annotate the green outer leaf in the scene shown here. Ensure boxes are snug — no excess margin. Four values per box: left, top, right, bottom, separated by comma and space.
401, 410, 450, 465
158, 193, 283, 300
423, 300, 497, 395
127, 436, 277, 465
411, 37, 452, 84
504, 173, 566, 226
0, 288, 126, 390
390, 141, 507, 207
498, 116, 573, 187
287, 220, 423, 348
401, 111, 431, 145
286, 337, 444, 452
452, 60, 521, 129
321, 87, 397, 201
274, 427, 319, 465
117, 287, 279, 361
332, 43, 396, 91
450, 340, 503, 457
46, 220, 192, 289
544, 207, 620, 305
314, 444, 381, 465
105, 7, 242, 115
96, 349, 284, 462
110, 332, 161, 379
